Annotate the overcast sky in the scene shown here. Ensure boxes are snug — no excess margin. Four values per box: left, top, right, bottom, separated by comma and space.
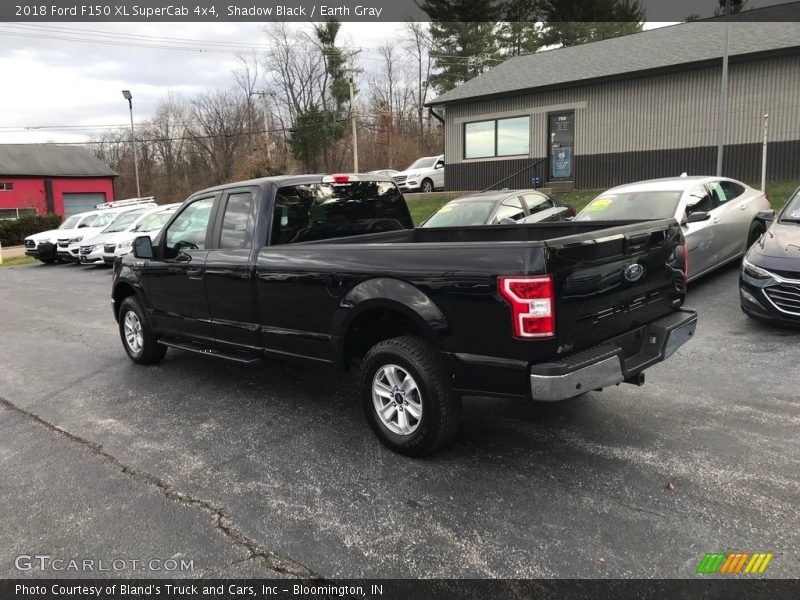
0, 21, 673, 145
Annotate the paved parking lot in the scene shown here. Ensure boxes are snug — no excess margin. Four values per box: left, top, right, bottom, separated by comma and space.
0, 260, 798, 579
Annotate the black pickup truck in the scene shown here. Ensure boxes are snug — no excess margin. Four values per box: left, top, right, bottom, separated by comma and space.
112, 174, 696, 455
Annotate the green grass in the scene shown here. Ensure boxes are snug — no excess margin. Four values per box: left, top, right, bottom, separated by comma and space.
0, 255, 36, 267
407, 194, 452, 226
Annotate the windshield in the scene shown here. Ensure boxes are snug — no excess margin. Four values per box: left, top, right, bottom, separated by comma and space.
422, 200, 496, 228
575, 190, 683, 221
90, 212, 118, 228
780, 188, 800, 223
104, 210, 146, 233
59, 216, 81, 229
406, 157, 437, 171
133, 211, 173, 232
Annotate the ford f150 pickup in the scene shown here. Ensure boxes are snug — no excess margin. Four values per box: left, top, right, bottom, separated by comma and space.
112, 174, 696, 455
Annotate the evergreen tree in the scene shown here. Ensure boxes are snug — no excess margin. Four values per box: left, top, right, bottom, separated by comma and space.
419, 1, 500, 93
540, 0, 644, 47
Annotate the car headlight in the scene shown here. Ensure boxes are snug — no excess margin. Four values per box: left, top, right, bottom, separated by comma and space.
118, 240, 133, 249
69, 236, 83, 244
742, 257, 774, 280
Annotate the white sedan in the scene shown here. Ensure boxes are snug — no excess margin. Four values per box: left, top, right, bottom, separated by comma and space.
575, 176, 771, 281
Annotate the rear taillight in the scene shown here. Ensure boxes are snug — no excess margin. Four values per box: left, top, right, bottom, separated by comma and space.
498, 275, 555, 339
682, 240, 689, 284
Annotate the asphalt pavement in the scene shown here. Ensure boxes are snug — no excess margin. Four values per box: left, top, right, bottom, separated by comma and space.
0, 260, 797, 578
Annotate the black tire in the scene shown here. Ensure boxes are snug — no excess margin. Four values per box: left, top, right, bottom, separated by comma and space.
420, 179, 434, 193
118, 296, 167, 365
747, 220, 766, 249
359, 335, 461, 457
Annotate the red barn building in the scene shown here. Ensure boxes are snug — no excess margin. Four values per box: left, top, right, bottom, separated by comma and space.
0, 144, 117, 219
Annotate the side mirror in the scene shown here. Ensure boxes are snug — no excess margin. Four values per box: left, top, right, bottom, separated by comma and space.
686, 211, 711, 223
132, 235, 154, 259
498, 217, 516, 225
756, 209, 775, 222
435, 163, 444, 169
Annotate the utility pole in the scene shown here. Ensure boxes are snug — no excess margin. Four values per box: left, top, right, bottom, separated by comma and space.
715, 0, 732, 176
253, 91, 275, 163
345, 49, 362, 173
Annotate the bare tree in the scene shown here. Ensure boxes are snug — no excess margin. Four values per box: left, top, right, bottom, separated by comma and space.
404, 21, 434, 151
189, 90, 248, 186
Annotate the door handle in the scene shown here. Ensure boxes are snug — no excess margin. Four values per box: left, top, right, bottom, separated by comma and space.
738, 203, 748, 210
187, 268, 204, 280
713, 217, 721, 223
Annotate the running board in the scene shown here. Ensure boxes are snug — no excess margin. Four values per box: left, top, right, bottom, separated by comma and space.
157, 338, 262, 365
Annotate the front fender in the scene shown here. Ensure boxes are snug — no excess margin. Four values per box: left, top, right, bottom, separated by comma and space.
333, 277, 447, 343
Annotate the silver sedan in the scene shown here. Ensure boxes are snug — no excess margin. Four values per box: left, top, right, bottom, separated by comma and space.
575, 176, 771, 281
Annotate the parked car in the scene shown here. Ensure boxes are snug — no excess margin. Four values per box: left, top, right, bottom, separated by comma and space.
392, 155, 444, 193
102, 204, 180, 265
62, 199, 156, 263
367, 169, 399, 178
78, 203, 178, 265
574, 176, 771, 281
421, 189, 573, 228
25, 212, 98, 264
740, 185, 800, 325
77, 207, 153, 265
112, 173, 695, 456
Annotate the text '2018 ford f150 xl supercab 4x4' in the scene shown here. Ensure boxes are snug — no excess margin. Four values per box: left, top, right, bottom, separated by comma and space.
112, 174, 696, 456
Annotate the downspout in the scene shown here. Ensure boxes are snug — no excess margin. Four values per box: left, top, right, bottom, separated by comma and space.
428, 105, 445, 124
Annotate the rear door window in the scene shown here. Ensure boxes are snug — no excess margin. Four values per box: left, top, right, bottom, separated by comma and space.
270, 180, 413, 245
522, 193, 555, 214
491, 197, 526, 223
219, 192, 255, 250
718, 180, 745, 201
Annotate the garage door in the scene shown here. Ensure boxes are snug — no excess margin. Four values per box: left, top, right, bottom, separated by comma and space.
62, 193, 107, 217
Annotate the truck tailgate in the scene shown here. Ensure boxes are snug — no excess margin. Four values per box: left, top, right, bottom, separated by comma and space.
544, 219, 686, 354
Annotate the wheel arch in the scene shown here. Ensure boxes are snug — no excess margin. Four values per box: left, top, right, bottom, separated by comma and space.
335, 278, 447, 368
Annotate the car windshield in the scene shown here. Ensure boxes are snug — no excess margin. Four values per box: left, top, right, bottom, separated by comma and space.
406, 157, 437, 170
103, 210, 146, 233
780, 188, 800, 223
575, 190, 683, 221
59, 216, 81, 229
422, 200, 496, 227
133, 211, 172, 232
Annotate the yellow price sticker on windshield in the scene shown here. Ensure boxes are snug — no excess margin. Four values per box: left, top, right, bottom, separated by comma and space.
438, 205, 454, 213
587, 197, 615, 211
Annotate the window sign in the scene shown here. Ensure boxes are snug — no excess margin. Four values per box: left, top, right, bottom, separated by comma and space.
465, 120, 495, 159
551, 147, 572, 178
497, 117, 530, 156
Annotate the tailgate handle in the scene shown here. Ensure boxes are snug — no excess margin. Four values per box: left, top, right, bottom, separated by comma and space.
624, 232, 651, 252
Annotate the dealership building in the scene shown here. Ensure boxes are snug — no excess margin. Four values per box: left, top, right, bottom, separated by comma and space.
0, 144, 117, 219
428, 20, 800, 191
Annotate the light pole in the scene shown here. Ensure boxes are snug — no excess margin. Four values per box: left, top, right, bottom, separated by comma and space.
122, 90, 141, 198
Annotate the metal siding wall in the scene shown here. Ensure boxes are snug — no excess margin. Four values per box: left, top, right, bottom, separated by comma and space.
444, 54, 800, 165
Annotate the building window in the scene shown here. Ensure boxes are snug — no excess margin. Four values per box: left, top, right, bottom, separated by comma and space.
0, 182, 13, 191
464, 116, 530, 159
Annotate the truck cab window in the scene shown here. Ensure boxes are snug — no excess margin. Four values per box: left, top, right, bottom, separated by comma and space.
219, 192, 254, 250
165, 197, 214, 257
269, 181, 413, 245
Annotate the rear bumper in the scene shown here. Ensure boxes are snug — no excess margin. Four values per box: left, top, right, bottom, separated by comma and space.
528, 309, 697, 401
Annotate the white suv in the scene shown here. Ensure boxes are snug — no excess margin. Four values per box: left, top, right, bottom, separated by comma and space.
101, 204, 179, 264
62, 199, 155, 262
391, 155, 445, 193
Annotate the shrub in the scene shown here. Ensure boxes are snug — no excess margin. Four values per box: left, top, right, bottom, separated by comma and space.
0, 213, 63, 247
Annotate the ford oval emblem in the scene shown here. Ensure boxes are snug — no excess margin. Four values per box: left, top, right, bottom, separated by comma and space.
624, 263, 644, 282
